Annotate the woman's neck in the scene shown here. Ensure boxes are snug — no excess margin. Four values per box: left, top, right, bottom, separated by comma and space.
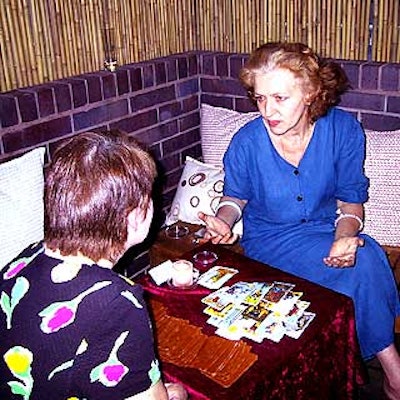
44, 245, 113, 269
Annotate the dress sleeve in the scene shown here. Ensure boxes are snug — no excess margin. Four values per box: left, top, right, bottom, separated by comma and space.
72, 283, 162, 399
334, 114, 369, 204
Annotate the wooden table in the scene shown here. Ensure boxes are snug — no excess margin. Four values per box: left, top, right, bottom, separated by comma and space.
139, 242, 365, 400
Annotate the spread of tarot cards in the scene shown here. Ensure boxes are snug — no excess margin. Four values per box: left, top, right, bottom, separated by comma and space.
201, 281, 316, 342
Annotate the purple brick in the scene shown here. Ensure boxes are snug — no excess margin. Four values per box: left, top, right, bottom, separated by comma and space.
201, 77, 246, 96
201, 53, 215, 76
52, 82, 72, 112
216, 54, 229, 77
200, 93, 233, 109
236, 97, 258, 112
130, 68, 143, 91
360, 63, 380, 90
179, 111, 200, 131
36, 86, 55, 118
73, 99, 129, 131
381, 64, 400, 91
159, 102, 182, 122
66, 79, 87, 108
387, 96, 400, 113
136, 122, 176, 147
229, 56, 243, 79
143, 64, 155, 88
177, 57, 188, 79
182, 95, 199, 113
166, 59, 177, 82
110, 109, 158, 134
130, 85, 175, 111
85, 75, 102, 103
16, 90, 38, 122
177, 78, 199, 97
149, 143, 161, 161
340, 91, 385, 111
188, 54, 198, 76
361, 113, 400, 131
0, 94, 18, 128
155, 62, 167, 85
158, 152, 181, 172
101, 73, 117, 99
182, 141, 202, 160
116, 68, 129, 95
341, 61, 360, 89
3, 116, 72, 152
162, 130, 200, 155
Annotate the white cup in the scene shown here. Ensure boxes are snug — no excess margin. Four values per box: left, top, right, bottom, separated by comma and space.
171, 260, 195, 287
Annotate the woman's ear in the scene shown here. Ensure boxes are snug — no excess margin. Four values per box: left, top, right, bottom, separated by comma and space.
127, 208, 141, 233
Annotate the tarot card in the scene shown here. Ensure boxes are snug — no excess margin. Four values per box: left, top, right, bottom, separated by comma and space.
243, 282, 273, 305
201, 287, 232, 310
260, 319, 286, 343
203, 302, 234, 318
197, 265, 239, 289
215, 315, 261, 341
282, 300, 311, 325
285, 311, 316, 339
206, 303, 246, 329
269, 291, 304, 314
263, 281, 295, 303
225, 281, 258, 304
241, 300, 273, 323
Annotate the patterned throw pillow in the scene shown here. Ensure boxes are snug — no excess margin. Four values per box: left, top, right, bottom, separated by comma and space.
201, 104, 260, 166
0, 148, 46, 269
363, 129, 400, 246
165, 156, 243, 234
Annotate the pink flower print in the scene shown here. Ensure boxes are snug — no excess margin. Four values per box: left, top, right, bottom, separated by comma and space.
3, 247, 44, 280
103, 364, 127, 383
39, 281, 111, 333
90, 331, 129, 387
46, 306, 74, 332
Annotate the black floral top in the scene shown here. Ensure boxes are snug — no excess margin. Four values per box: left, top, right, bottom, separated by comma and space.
0, 242, 161, 400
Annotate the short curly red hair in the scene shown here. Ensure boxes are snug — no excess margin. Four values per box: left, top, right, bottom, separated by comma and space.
239, 42, 350, 122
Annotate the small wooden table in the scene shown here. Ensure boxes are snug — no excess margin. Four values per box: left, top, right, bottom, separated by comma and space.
140, 242, 365, 400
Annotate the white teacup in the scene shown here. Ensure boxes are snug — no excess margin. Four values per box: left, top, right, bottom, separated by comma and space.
171, 260, 197, 287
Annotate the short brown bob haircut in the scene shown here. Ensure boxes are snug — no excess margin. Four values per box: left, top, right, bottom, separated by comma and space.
239, 42, 350, 122
44, 130, 157, 263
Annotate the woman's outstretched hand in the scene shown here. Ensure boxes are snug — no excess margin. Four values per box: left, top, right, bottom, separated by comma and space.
323, 236, 364, 268
197, 212, 238, 245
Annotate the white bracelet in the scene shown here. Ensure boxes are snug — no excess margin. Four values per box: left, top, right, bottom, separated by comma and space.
215, 200, 243, 222
334, 213, 364, 231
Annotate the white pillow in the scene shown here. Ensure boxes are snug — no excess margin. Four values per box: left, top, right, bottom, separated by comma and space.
201, 104, 260, 167
165, 156, 243, 234
0, 147, 46, 269
363, 130, 400, 246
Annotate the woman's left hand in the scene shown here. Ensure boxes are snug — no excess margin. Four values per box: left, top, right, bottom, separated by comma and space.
323, 236, 364, 268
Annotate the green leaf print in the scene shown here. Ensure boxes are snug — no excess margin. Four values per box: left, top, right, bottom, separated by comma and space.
8, 380, 28, 396
1, 277, 29, 329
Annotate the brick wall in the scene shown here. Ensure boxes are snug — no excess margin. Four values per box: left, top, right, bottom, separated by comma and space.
1, 51, 400, 276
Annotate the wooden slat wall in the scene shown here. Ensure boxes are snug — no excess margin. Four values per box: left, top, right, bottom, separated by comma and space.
0, 0, 399, 92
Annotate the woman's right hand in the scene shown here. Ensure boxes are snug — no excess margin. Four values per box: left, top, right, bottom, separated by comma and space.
165, 382, 188, 400
198, 212, 238, 245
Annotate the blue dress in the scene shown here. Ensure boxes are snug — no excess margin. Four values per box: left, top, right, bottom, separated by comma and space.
223, 107, 400, 360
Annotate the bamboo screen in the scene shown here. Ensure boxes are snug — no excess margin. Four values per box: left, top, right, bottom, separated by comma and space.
0, 0, 399, 92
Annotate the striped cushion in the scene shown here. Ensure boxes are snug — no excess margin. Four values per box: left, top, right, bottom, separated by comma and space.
0, 148, 45, 268
200, 104, 259, 167
363, 129, 400, 246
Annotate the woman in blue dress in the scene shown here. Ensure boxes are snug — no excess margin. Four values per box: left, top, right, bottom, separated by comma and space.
199, 42, 400, 399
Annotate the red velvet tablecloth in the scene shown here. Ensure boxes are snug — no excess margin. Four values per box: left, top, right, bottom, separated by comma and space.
138, 243, 365, 400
